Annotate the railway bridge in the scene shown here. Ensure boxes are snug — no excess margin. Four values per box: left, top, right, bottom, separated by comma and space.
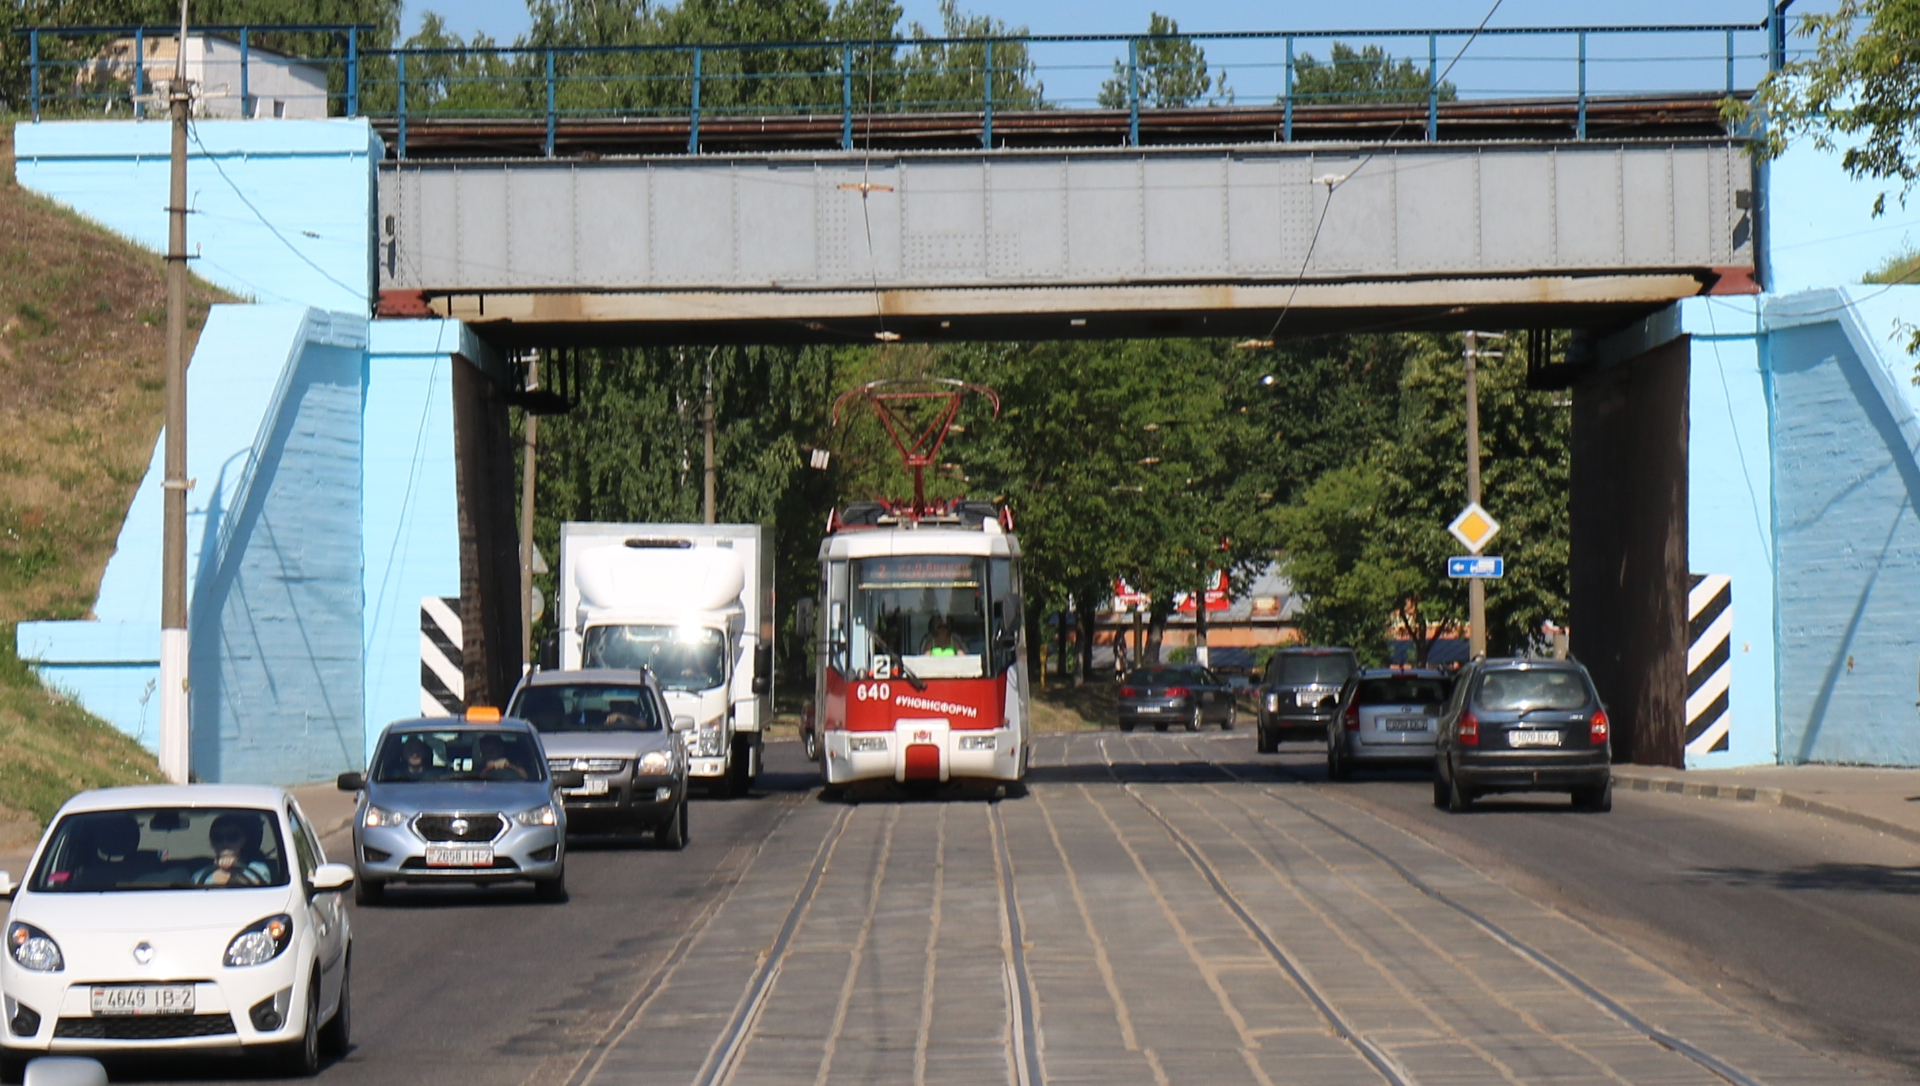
13, 15, 1920, 784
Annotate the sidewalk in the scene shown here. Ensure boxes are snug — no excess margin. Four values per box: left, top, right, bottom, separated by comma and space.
0, 780, 358, 884
1612, 763, 1920, 847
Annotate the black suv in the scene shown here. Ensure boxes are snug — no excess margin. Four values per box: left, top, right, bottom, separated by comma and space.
1434, 658, 1612, 813
1254, 647, 1358, 752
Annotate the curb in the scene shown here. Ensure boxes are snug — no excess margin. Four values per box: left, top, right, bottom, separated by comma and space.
1612, 769, 1920, 848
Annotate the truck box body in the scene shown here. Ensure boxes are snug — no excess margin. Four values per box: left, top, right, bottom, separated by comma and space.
559, 523, 773, 785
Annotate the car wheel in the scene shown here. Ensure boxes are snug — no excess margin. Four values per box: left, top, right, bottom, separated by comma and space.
657, 799, 690, 850
1432, 763, 1450, 809
1119, 720, 1135, 732
1572, 778, 1613, 813
0, 1050, 28, 1085
534, 868, 569, 903
1445, 767, 1474, 814
1326, 740, 1352, 782
1153, 720, 1169, 732
1257, 726, 1277, 754
1186, 707, 1202, 732
801, 726, 819, 762
353, 877, 383, 907
1222, 704, 1235, 730
319, 954, 351, 1058
278, 979, 322, 1077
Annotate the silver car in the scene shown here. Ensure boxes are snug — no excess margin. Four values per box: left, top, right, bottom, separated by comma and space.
337, 713, 567, 904
1326, 668, 1454, 781
507, 668, 692, 850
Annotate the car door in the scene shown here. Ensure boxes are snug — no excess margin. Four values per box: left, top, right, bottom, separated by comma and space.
286, 801, 346, 1005
1200, 669, 1228, 722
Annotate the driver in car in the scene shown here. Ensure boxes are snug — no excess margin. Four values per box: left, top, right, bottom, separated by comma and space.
194, 813, 274, 887
476, 733, 530, 780
921, 617, 965, 657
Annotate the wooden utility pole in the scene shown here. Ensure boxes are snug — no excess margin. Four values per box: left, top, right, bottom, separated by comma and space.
159, 0, 192, 784
702, 352, 716, 524
519, 355, 540, 671
1464, 332, 1486, 659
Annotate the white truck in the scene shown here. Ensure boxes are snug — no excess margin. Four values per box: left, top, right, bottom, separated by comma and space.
559, 523, 773, 795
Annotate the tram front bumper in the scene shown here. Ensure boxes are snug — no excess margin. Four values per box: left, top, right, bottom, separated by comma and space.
826, 723, 1022, 784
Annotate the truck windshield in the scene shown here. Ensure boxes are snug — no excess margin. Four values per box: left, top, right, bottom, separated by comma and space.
583, 625, 728, 692
849, 556, 990, 680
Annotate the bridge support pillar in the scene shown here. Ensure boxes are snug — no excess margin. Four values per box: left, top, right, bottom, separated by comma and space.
451, 354, 524, 710
1570, 336, 1691, 767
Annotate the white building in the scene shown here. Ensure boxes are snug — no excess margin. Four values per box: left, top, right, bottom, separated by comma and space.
82, 33, 331, 119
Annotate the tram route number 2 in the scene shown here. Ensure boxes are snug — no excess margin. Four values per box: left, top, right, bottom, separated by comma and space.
856, 682, 893, 702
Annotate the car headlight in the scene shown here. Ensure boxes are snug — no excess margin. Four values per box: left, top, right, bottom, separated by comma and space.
1266, 694, 1280, 712
515, 804, 558, 827
224, 915, 292, 968
7, 923, 62, 972
637, 751, 671, 775
362, 806, 406, 828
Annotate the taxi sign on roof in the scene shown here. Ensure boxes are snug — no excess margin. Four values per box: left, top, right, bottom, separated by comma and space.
1447, 503, 1501, 554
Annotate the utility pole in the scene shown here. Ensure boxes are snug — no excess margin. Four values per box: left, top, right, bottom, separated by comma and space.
519, 354, 540, 672
1194, 574, 1210, 668
702, 351, 716, 525
1464, 332, 1486, 660
159, 0, 192, 784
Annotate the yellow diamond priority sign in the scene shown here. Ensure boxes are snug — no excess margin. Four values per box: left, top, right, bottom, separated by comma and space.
1448, 502, 1501, 554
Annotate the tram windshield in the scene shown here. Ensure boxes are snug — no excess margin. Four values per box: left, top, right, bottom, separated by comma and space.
844, 556, 1008, 680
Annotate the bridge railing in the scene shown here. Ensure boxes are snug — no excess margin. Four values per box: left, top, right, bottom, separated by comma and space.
19, 21, 1784, 156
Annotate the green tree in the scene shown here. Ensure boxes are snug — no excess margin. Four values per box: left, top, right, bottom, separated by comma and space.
1276, 334, 1569, 662
1096, 12, 1229, 110
1745, 1, 1920, 216
1289, 42, 1455, 106
900, 0, 1042, 114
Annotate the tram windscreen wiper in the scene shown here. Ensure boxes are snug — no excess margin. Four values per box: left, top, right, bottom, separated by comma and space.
895, 659, 929, 692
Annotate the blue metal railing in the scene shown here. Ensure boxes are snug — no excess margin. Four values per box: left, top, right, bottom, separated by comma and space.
18, 20, 1790, 157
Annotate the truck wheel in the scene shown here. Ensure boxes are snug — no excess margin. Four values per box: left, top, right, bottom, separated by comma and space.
726, 736, 755, 796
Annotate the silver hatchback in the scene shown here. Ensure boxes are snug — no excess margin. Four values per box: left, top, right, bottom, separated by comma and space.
1326, 669, 1454, 781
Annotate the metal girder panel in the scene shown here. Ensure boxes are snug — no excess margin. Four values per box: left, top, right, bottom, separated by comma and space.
378, 141, 1752, 294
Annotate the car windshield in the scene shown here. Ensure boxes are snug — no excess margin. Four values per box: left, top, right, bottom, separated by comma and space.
1127, 668, 1201, 686
582, 625, 727, 692
1476, 669, 1591, 712
29, 807, 289, 893
1273, 653, 1355, 686
511, 683, 661, 732
373, 729, 545, 783
1355, 677, 1453, 706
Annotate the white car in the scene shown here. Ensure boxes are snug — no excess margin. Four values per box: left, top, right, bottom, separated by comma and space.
0, 785, 353, 1077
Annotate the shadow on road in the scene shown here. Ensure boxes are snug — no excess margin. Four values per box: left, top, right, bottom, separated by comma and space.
1686, 862, 1920, 895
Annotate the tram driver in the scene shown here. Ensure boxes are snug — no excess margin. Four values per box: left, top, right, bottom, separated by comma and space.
921, 616, 967, 657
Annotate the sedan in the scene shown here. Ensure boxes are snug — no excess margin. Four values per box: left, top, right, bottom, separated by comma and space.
1435, 658, 1612, 813
1326, 669, 1453, 781
339, 711, 568, 903
1117, 666, 1236, 732
507, 668, 693, 849
0, 785, 353, 1077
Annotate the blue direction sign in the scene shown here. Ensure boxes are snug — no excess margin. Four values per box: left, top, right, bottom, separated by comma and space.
1447, 556, 1505, 579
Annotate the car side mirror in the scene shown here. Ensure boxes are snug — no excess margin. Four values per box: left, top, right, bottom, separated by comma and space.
336, 772, 364, 792
672, 715, 695, 733
310, 863, 355, 894
0, 870, 14, 899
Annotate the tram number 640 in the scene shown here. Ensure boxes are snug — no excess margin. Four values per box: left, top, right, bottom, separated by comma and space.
855, 682, 893, 702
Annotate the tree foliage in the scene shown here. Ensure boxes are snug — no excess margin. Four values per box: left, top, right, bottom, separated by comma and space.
1289, 42, 1455, 106
1747, 1, 1920, 214
1096, 13, 1229, 110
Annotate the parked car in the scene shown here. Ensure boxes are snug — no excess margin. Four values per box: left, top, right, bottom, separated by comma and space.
338, 711, 568, 904
1434, 658, 1612, 812
1254, 647, 1359, 752
1326, 668, 1454, 780
1117, 666, 1236, 732
0, 785, 353, 1077
506, 668, 693, 849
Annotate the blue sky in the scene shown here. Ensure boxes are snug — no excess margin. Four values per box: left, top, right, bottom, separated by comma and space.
399, 1, 1790, 104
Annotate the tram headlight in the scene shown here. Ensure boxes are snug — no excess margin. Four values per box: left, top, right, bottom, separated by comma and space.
848, 736, 888, 753
957, 735, 997, 751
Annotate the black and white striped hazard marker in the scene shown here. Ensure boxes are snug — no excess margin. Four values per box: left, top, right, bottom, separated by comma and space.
420, 596, 463, 717
1685, 574, 1731, 756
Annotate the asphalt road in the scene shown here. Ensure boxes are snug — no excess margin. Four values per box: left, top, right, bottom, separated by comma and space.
89, 732, 1920, 1086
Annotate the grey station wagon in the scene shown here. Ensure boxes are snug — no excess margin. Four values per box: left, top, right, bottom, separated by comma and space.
1434, 658, 1612, 813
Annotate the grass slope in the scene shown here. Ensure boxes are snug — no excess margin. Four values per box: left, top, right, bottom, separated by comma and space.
0, 122, 234, 835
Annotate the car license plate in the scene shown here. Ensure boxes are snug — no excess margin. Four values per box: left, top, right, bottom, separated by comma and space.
91, 985, 194, 1017
566, 778, 610, 797
1508, 730, 1563, 748
425, 845, 494, 867
1383, 717, 1427, 732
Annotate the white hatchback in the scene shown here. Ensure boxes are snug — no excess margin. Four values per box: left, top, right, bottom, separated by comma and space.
0, 785, 353, 1078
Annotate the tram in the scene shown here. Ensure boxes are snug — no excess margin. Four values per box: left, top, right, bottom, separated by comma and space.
807, 381, 1031, 791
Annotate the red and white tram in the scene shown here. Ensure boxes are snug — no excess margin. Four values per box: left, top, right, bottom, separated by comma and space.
808, 381, 1031, 791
